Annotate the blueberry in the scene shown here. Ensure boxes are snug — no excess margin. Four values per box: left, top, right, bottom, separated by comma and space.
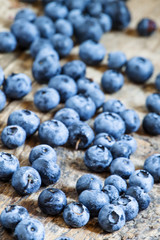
7, 109, 40, 137
63, 202, 90, 227
111, 141, 132, 159
0, 90, 6, 111
14, 8, 36, 23
137, 18, 157, 36
98, 204, 125, 232
38, 119, 69, 147
155, 73, 160, 91
0, 152, 19, 181
3, 73, 32, 99
144, 154, 160, 182
103, 185, 119, 203
38, 188, 67, 215
143, 113, 160, 135
76, 174, 103, 195
112, 195, 139, 221
65, 94, 96, 121
11, 19, 39, 49
50, 34, 73, 58
45, 2, 68, 21
54, 108, 80, 127
75, 17, 103, 43
86, 2, 102, 17
93, 133, 116, 150
62, 60, 86, 81
66, 0, 89, 11
98, 13, 112, 32
55, 19, 73, 37
0, 66, 5, 86
29, 144, 57, 164
0, 205, 29, 230
32, 158, 60, 186
104, 175, 127, 194
79, 190, 109, 217
129, 169, 154, 193
110, 157, 135, 179
32, 54, 61, 84
11, 166, 41, 195
14, 218, 45, 240
104, 0, 131, 30
35, 16, 56, 39
101, 70, 124, 93
77, 78, 105, 108
1, 125, 26, 149
67, 9, 84, 28
94, 112, 126, 139
68, 121, 94, 149
125, 57, 154, 84
120, 109, 140, 134
30, 38, 53, 59
34, 87, 60, 112
103, 99, 126, 114
146, 93, 160, 114
108, 51, 127, 70
79, 40, 106, 66
119, 134, 137, 154
84, 145, 113, 172
0, 32, 17, 53
126, 186, 151, 211
35, 47, 59, 62
48, 75, 77, 103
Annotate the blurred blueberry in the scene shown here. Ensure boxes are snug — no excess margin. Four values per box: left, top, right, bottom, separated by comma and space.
55, 19, 73, 37
144, 154, 160, 183
98, 13, 112, 32
54, 108, 80, 127
51, 34, 73, 58
155, 73, 160, 91
146, 93, 160, 114
143, 113, 160, 135
0, 32, 17, 53
101, 70, 124, 93
137, 18, 157, 36
14, 8, 36, 23
108, 51, 127, 70
44, 2, 68, 21
120, 109, 140, 133
35, 16, 56, 39
30, 38, 53, 59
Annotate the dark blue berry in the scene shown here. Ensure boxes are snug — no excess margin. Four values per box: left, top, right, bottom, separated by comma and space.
35, 16, 56, 39
0, 32, 17, 53
93, 133, 116, 150
51, 34, 73, 58
66, 0, 89, 11
30, 38, 53, 59
137, 18, 157, 36
146, 93, 160, 114
38, 188, 67, 215
120, 109, 140, 133
143, 113, 160, 135
14, 8, 36, 23
103, 184, 119, 203
44, 2, 68, 21
104, 175, 127, 194
144, 154, 160, 183
98, 13, 112, 32
67, 9, 84, 28
119, 135, 137, 154
55, 19, 73, 37
11, 166, 41, 195
101, 70, 124, 93
103, 99, 125, 114
108, 51, 127, 70
62, 60, 86, 81
155, 73, 160, 91
35, 47, 59, 62
38, 119, 69, 147
111, 141, 132, 159
87, 2, 102, 17
54, 108, 80, 127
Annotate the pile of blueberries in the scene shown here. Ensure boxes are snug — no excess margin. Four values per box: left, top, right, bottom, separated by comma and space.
0, 0, 160, 239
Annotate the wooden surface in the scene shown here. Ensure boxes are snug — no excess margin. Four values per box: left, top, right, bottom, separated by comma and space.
0, 0, 160, 239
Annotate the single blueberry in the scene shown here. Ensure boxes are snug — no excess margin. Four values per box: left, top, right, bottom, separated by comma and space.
44, 2, 68, 21
0, 90, 6, 111
0, 66, 5, 86
79, 40, 106, 66
68, 121, 94, 149
129, 169, 154, 193
3, 73, 32, 99
0, 152, 19, 181
55, 19, 73, 37
7, 109, 40, 137
98, 204, 125, 232
143, 113, 160, 135
38, 119, 69, 147
29, 144, 57, 164
38, 188, 67, 215
66, 0, 89, 11
14, 218, 45, 240
98, 13, 112, 32
67, 9, 84, 28
84, 145, 113, 172
111, 141, 132, 159
125, 57, 154, 84
101, 70, 124, 93
110, 157, 135, 179
62, 60, 86, 81
146, 93, 160, 114
119, 134, 137, 154
35, 16, 56, 39
104, 174, 127, 194
35, 48, 59, 62
0, 32, 17, 53
0, 205, 29, 230
32, 158, 61, 186
137, 18, 157, 36
103, 99, 126, 114
79, 190, 109, 217
86, 2, 102, 17
76, 174, 103, 195
48, 75, 77, 103
77, 77, 100, 91
93, 133, 116, 150
65, 94, 96, 121
94, 112, 126, 139
103, 184, 119, 203
30, 38, 53, 59
144, 154, 160, 183
54, 108, 80, 127
63, 202, 90, 228
11, 166, 41, 195
1, 125, 26, 149
155, 73, 160, 91
14, 8, 36, 23
120, 109, 140, 134
108, 51, 127, 70
34, 87, 60, 112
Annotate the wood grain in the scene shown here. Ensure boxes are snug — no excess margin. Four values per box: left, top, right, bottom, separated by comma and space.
0, 0, 160, 239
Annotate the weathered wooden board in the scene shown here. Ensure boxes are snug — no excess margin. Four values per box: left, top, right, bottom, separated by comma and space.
0, 0, 160, 239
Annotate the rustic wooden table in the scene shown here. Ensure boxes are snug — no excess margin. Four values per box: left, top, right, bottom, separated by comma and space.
0, 0, 160, 239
